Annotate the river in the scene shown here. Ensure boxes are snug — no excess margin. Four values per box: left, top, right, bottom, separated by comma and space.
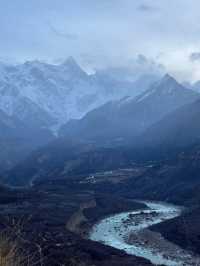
89, 201, 200, 266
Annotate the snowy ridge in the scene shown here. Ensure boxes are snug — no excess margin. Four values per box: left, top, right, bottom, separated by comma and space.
0, 59, 160, 132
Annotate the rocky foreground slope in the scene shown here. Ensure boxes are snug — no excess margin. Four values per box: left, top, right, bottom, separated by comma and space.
0, 181, 153, 266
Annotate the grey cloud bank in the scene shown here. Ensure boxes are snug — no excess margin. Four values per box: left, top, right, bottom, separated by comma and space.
0, 0, 200, 81
190, 53, 200, 62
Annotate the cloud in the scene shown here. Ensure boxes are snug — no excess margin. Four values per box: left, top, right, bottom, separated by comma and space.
1, 0, 200, 81
92, 54, 165, 82
48, 23, 78, 41
137, 4, 157, 12
131, 54, 165, 76
189, 52, 200, 62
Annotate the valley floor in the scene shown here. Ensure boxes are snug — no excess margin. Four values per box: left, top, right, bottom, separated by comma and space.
1, 163, 200, 266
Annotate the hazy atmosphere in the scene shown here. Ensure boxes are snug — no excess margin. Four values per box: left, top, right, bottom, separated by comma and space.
1, 0, 200, 81
1, 1, 200, 266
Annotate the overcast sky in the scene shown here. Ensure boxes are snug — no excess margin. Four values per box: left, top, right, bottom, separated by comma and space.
1, 0, 200, 81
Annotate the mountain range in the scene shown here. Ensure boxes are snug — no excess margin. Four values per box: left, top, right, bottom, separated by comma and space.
60, 74, 200, 142
0, 58, 159, 132
4, 73, 200, 186
138, 98, 200, 152
1, 62, 200, 178
2, 61, 200, 264
0, 108, 53, 171
0, 58, 160, 171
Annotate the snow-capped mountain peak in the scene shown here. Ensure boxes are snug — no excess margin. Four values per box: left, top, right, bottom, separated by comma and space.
0, 60, 162, 132
61, 57, 87, 78
157, 73, 181, 90
62, 56, 79, 67
135, 74, 199, 104
162, 73, 175, 82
